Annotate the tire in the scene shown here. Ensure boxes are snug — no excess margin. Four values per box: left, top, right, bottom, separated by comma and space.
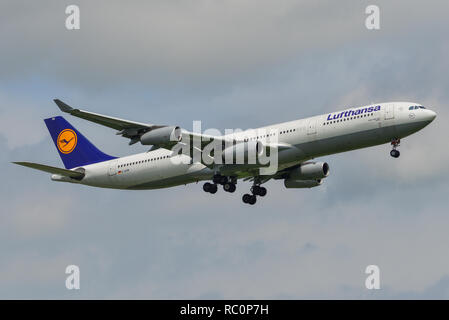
209, 184, 218, 194
203, 182, 211, 192
390, 150, 400, 158
242, 194, 251, 203
251, 185, 260, 195
259, 187, 267, 197
248, 195, 257, 205
224, 183, 236, 193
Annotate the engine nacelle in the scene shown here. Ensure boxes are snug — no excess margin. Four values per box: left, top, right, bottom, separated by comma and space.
222, 140, 264, 163
289, 162, 330, 180
140, 126, 182, 145
284, 179, 323, 189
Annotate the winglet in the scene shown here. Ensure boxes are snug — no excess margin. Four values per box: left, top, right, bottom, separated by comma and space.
54, 99, 74, 113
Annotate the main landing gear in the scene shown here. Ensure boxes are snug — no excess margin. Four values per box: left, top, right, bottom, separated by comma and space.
242, 183, 267, 205
390, 138, 400, 158
203, 174, 267, 205
203, 174, 236, 194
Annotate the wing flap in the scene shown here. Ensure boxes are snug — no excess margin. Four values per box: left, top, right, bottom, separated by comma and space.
12, 162, 85, 179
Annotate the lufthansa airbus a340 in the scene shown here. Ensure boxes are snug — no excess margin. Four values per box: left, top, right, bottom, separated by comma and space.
14, 100, 436, 205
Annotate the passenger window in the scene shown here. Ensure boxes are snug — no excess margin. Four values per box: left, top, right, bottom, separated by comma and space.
409, 106, 413, 110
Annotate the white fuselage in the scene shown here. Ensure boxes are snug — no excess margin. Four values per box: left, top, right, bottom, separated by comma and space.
55, 102, 436, 190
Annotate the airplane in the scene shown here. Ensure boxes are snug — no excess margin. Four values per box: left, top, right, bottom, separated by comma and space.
13, 100, 436, 205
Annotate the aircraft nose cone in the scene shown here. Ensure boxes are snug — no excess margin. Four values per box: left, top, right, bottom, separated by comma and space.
427, 110, 437, 122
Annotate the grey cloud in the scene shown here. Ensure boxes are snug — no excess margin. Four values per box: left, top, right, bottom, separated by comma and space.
1, 0, 448, 90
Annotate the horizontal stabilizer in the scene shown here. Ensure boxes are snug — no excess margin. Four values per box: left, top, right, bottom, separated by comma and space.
12, 162, 85, 180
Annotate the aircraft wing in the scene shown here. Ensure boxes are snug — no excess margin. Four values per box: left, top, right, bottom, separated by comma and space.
54, 99, 167, 145
12, 162, 85, 179
54, 99, 231, 148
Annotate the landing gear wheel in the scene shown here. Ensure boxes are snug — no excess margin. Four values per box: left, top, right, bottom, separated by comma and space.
223, 182, 236, 193
248, 195, 257, 205
242, 194, 257, 204
203, 182, 212, 192
209, 184, 218, 194
250, 185, 267, 196
250, 185, 260, 195
203, 182, 218, 193
390, 149, 400, 158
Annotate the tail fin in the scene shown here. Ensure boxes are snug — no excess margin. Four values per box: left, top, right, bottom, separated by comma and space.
44, 116, 116, 169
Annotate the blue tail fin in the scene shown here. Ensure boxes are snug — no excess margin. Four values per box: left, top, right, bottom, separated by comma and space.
44, 116, 116, 169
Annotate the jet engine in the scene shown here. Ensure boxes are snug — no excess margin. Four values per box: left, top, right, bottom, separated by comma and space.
140, 126, 182, 145
284, 178, 323, 189
288, 161, 329, 180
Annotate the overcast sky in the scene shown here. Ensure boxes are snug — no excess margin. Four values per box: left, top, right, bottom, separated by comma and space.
1, 0, 449, 299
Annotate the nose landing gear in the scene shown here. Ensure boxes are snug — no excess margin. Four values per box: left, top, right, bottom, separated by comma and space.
390, 138, 401, 158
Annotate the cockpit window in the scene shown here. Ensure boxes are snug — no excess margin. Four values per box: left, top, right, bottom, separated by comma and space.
410, 105, 426, 110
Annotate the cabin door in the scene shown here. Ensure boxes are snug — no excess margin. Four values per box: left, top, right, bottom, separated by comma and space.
384, 104, 395, 120
108, 160, 118, 176
307, 119, 317, 135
